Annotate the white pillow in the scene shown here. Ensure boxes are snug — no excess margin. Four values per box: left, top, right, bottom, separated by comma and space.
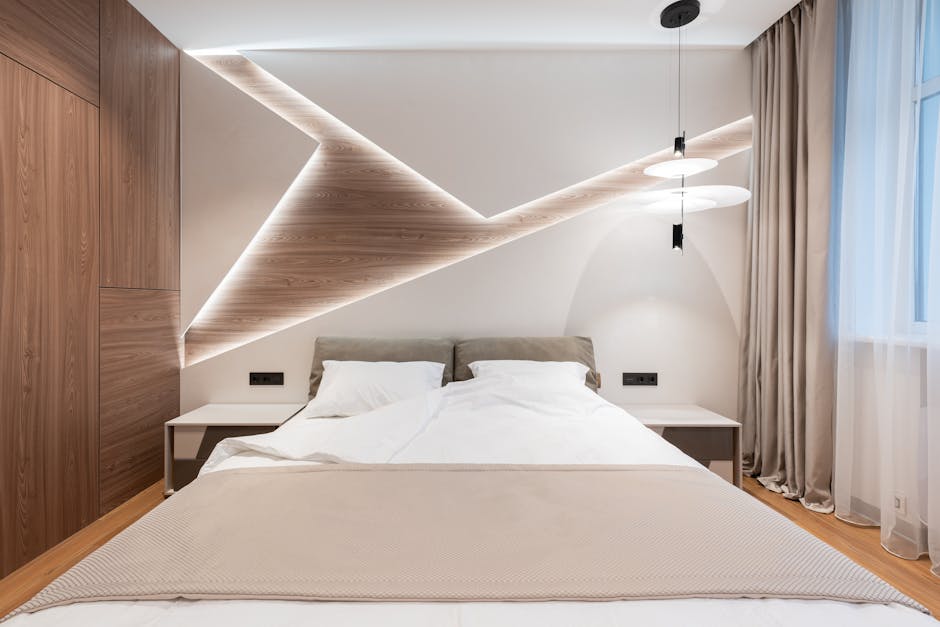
306, 360, 445, 417
467, 360, 590, 387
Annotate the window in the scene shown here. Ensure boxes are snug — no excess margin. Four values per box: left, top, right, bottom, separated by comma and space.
914, 0, 940, 322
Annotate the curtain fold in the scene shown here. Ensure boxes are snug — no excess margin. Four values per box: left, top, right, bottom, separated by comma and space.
929, 99, 940, 575
833, 0, 940, 576
739, 0, 836, 513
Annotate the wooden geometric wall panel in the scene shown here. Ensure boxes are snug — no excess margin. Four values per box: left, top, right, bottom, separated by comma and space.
180, 54, 318, 327
99, 288, 180, 515
100, 0, 180, 290
0, 54, 100, 577
184, 53, 753, 365
245, 49, 752, 219
0, 0, 99, 104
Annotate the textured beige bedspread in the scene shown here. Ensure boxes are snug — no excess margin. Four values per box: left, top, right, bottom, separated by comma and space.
8, 464, 927, 618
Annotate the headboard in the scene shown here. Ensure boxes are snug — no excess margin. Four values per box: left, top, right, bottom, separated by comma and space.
453, 336, 598, 391
309, 336, 599, 399
308, 337, 455, 399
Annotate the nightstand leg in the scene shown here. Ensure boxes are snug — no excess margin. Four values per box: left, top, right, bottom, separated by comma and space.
164, 425, 174, 497
732, 426, 742, 488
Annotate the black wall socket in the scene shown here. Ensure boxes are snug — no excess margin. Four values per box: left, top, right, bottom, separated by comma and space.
249, 372, 284, 386
622, 372, 658, 386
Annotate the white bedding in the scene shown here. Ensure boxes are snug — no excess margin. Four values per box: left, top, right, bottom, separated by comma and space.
200, 375, 699, 473
8, 376, 934, 626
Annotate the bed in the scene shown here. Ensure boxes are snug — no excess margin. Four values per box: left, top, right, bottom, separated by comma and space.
4, 337, 934, 626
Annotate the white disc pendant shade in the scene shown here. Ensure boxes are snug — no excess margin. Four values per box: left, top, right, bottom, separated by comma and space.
634, 185, 752, 214
643, 157, 718, 179
648, 195, 717, 213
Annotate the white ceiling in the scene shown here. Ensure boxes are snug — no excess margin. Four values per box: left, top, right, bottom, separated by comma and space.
129, 0, 798, 52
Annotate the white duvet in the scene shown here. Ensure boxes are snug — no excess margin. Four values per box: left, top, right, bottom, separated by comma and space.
200, 375, 699, 473
9, 376, 934, 626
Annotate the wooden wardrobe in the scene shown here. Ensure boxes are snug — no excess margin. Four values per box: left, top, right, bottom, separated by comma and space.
0, 0, 180, 577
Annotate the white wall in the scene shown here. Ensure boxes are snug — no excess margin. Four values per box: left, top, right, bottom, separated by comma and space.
246, 49, 748, 218
181, 49, 751, 418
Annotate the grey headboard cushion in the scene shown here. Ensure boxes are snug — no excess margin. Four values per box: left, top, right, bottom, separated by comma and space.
308, 337, 455, 399
454, 336, 598, 391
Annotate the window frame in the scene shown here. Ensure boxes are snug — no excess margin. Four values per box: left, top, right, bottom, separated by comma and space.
912, 0, 939, 326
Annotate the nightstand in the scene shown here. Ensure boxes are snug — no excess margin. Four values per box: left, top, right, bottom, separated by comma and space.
622, 404, 742, 488
164, 403, 305, 495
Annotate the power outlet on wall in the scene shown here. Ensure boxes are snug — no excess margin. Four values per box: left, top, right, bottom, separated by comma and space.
249, 372, 284, 386
622, 372, 658, 386
894, 494, 908, 516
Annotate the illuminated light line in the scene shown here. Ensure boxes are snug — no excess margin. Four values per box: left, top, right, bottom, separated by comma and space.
182, 149, 323, 336
186, 195, 629, 366
494, 115, 753, 224
184, 51, 493, 344
189, 51, 484, 220
183, 50, 753, 365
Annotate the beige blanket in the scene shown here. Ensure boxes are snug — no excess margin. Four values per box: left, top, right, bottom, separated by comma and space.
9, 464, 926, 618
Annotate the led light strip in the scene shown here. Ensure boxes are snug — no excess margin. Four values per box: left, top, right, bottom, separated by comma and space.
183, 51, 753, 364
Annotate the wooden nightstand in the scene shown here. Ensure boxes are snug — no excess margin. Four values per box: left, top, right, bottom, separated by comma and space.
622, 404, 742, 488
164, 403, 305, 495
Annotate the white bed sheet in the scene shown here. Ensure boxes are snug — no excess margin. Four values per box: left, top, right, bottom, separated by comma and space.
201, 375, 700, 474
14, 597, 934, 627
7, 376, 934, 626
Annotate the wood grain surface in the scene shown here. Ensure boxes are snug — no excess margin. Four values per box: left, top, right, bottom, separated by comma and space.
0, 0, 99, 104
0, 54, 100, 577
0, 481, 163, 616
99, 0, 180, 290
99, 289, 180, 515
744, 477, 940, 616
184, 54, 753, 364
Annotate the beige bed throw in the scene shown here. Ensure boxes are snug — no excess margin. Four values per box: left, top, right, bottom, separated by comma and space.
9, 464, 926, 618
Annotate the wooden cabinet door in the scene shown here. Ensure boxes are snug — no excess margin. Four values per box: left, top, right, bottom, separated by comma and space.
0, 55, 99, 577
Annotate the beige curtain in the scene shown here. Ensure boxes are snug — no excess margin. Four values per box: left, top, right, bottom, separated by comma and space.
739, 0, 836, 513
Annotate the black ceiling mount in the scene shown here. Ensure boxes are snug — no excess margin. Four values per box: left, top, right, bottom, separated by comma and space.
660, 0, 701, 29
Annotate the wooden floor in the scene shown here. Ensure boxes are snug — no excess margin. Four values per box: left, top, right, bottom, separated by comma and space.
0, 481, 164, 617
743, 477, 940, 616
0, 477, 937, 618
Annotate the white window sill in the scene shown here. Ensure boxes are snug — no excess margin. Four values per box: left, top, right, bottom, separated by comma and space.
851, 335, 928, 349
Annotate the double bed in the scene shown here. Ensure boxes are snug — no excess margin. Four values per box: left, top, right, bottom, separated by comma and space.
4, 337, 934, 625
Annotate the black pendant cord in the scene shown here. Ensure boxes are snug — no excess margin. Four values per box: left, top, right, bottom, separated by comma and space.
680, 174, 685, 254
678, 32, 684, 255
673, 25, 686, 157
659, 0, 700, 253
677, 25, 682, 137
681, 175, 685, 223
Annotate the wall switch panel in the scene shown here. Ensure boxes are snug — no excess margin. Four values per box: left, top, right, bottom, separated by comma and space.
622, 372, 658, 386
249, 372, 284, 386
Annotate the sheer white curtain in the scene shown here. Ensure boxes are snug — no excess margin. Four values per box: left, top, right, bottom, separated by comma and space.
928, 110, 940, 576
834, 0, 940, 575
